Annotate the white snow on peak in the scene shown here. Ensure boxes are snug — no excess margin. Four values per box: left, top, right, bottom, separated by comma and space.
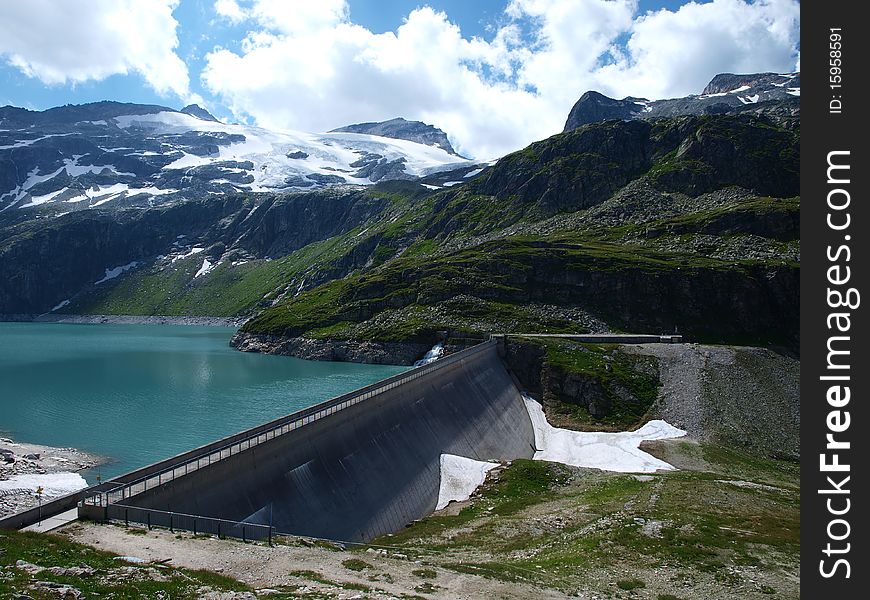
786, 88, 801, 97
95, 261, 139, 284
63, 156, 135, 177
728, 85, 752, 94
442, 181, 463, 187
113, 110, 471, 191
738, 94, 760, 105
436, 454, 499, 510
414, 342, 445, 366
523, 394, 686, 473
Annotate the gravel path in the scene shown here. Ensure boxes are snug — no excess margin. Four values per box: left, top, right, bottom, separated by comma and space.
63, 522, 573, 600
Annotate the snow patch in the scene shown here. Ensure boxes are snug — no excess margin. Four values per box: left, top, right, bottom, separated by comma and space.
786, 88, 800, 97
51, 299, 70, 312
442, 181, 463, 187
436, 454, 498, 510
728, 85, 752, 94
414, 343, 444, 367
523, 395, 686, 473
194, 258, 216, 278
95, 261, 139, 284
0, 472, 88, 497
174, 247, 203, 261
421, 184, 441, 190
464, 167, 484, 178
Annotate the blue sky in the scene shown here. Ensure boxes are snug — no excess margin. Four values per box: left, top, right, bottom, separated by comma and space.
0, 0, 800, 158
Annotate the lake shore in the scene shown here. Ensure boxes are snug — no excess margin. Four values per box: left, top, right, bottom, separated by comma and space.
0, 314, 244, 328
0, 437, 106, 518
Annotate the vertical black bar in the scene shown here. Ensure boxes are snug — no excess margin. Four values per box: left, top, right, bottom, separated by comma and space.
147, 512, 151, 530
124, 509, 128, 527
802, 2, 868, 598
217, 521, 221, 538
242, 526, 246, 543
169, 513, 173, 533
193, 519, 197, 536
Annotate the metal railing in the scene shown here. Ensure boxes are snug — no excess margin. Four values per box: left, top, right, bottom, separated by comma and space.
105, 504, 273, 544
82, 339, 497, 508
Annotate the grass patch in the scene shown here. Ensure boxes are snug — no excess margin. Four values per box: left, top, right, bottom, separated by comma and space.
0, 530, 250, 599
411, 568, 437, 579
341, 558, 373, 572
617, 578, 646, 590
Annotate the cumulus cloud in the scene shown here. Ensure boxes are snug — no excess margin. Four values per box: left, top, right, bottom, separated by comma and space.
202, 0, 799, 158
0, 0, 197, 102
594, 0, 801, 99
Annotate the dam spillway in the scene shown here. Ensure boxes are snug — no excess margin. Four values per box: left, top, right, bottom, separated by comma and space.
81, 340, 535, 543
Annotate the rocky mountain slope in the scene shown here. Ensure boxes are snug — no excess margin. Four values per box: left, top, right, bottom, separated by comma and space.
564, 72, 799, 131
0, 102, 475, 213
0, 73, 800, 359
330, 117, 460, 156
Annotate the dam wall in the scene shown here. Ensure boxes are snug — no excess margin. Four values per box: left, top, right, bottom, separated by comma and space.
109, 341, 534, 542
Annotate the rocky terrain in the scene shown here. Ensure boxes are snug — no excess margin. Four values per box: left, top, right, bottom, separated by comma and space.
563, 72, 800, 131
0, 437, 102, 518
0, 338, 798, 599
1, 70, 801, 387
0, 102, 475, 214
330, 117, 461, 156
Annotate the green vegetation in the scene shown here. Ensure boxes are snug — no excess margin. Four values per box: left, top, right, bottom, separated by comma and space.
366, 440, 799, 596
341, 558, 373, 572
242, 232, 797, 349
533, 340, 661, 428
617, 578, 646, 590
0, 530, 250, 599
5, 113, 799, 354
411, 568, 437, 579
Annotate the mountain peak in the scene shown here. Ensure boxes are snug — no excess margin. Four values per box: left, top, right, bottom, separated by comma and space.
701, 72, 798, 96
564, 72, 800, 132
330, 118, 459, 156
181, 104, 219, 122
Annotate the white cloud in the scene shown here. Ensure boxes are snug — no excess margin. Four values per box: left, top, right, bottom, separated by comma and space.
0, 0, 197, 103
594, 0, 801, 99
200, 0, 798, 159
214, 0, 247, 24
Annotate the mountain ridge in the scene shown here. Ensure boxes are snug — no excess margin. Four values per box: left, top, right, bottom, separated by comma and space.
564, 72, 800, 131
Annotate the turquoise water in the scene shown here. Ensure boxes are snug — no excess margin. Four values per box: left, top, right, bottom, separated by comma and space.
0, 322, 406, 481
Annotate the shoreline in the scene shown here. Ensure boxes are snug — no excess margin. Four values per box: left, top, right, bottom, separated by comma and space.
0, 436, 107, 518
1, 314, 245, 328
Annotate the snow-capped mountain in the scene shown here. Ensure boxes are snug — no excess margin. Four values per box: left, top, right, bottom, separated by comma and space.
564, 72, 800, 131
330, 117, 461, 157
0, 102, 475, 213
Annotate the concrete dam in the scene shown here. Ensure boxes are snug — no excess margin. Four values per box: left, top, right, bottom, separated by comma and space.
76, 340, 535, 543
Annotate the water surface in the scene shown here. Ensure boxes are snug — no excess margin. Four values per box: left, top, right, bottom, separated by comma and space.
0, 322, 406, 480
